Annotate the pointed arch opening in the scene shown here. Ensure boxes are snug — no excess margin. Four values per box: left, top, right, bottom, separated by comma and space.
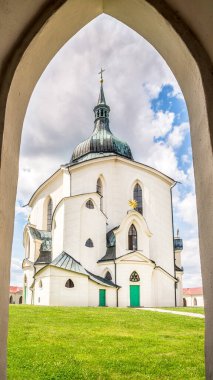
105, 271, 112, 281
133, 183, 143, 215
97, 177, 103, 211
85, 238, 94, 247
130, 271, 140, 282
86, 199, 94, 209
65, 279, 74, 288
47, 198, 53, 232
9, 295, 13, 304
128, 224, 137, 250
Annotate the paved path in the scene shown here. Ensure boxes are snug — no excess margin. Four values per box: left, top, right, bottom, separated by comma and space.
139, 308, 205, 319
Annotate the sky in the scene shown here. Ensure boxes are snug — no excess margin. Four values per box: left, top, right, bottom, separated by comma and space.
11, 14, 202, 288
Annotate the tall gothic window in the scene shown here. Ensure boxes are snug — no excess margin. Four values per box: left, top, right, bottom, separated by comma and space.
128, 224, 137, 250
47, 198, 53, 232
97, 178, 103, 211
130, 271, 140, 282
133, 183, 143, 214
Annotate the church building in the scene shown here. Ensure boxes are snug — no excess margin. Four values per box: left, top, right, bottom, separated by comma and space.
22, 73, 183, 307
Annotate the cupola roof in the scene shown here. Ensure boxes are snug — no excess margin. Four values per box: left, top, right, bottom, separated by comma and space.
71, 71, 133, 163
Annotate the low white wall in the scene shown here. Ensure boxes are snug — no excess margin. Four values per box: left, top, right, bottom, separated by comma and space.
183, 294, 204, 307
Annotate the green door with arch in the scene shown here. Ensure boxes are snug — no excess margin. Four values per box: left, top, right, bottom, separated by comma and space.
99, 289, 106, 306
130, 285, 140, 307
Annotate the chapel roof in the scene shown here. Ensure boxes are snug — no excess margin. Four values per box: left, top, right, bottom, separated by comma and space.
49, 251, 119, 288
70, 74, 133, 163
183, 287, 203, 296
9, 286, 23, 294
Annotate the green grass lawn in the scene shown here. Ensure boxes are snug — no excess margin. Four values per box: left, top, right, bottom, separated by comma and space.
8, 306, 205, 380
161, 307, 204, 314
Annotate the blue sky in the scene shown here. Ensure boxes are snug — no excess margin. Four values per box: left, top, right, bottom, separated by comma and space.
11, 14, 201, 288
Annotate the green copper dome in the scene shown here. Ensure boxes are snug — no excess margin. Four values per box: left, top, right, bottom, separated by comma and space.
71, 77, 133, 163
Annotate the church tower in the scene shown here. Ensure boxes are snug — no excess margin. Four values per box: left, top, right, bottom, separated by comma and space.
71, 69, 133, 163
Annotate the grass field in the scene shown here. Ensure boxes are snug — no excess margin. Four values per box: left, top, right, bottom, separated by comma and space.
161, 307, 205, 314
8, 306, 205, 380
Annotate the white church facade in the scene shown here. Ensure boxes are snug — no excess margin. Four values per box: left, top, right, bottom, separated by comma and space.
22, 76, 183, 307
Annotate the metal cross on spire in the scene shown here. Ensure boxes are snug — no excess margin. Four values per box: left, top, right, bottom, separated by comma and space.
98, 68, 105, 83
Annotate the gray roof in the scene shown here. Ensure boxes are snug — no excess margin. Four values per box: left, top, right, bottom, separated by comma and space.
28, 226, 51, 240
28, 225, 52, 265
98, 227, 118, 262
98, 246, 116, 262
50, 252, 118, 288
35, 251, 52, 265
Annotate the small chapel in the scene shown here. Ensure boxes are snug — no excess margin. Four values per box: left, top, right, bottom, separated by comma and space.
22, 72, 183, 307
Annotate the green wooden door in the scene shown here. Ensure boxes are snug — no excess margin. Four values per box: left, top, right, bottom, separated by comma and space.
99, 289, 106, 306
130, 285, 140, 307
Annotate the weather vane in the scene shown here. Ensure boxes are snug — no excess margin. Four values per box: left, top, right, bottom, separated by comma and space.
98, 68, 105, 83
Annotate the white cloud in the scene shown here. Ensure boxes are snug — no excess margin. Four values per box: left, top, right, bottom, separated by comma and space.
182, 238, 202, 288
152, 111, 175, 137
167, 122, 189, 148
176, 192, 198, 226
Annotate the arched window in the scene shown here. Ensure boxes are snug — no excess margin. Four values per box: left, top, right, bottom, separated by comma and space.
183, 298, 187, 307
85, 238, 94, 247
39, 280, 43, 288
130, 271, 140, 282
19, 296, 23, 304
86, 200, 94, 209
65, 279, 74, 288
105, 271, 112, 281
128, 224, 137, 250
133, 183, 143, 214
9, 295, 13, 304
47, 198, 53, 232
193, 297, 197, 306
97, 178, 103, 211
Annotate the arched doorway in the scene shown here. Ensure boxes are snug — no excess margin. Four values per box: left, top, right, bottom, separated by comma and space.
9, 296, 13, 305
183, 298, 187, 307
0, 1, 212, 378
19, 296, 23, 304
194, 298, 198, 307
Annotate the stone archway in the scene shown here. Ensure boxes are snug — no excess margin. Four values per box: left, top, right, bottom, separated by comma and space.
0, 1, 213, 378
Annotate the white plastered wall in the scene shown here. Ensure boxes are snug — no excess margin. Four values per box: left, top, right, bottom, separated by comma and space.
152, 269, 175, 307
116, 260, 154, 307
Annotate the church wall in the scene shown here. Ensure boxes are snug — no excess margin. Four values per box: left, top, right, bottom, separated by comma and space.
23, 267, 34, 304
52, 202, 65, 259
79, 198, 106, 272
152, 270, 175, 307
114, 212, 150, 259
70, 158, 174, 276
30, 170, 64, 229
175, 250, 182, 268
116, 262, 154, 307
88, 281, 116, 307
48, 267, 89, 306
62, 194, 105, 265
34, 271, 50, 306
176, 273, 183, 306
98, 264, 115, 282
